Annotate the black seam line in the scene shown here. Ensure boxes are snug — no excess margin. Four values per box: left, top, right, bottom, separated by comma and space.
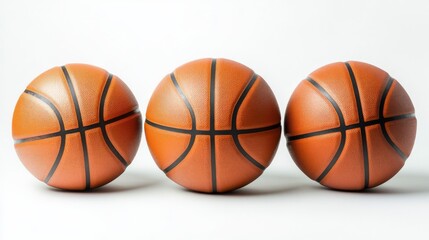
306, 78, 347, 183
345, 62, 369, 188
14, 109, 141, 144
162, 73, 197, 174
23, 90, 66, 184
210, 59, 217, 193
379, 77, 407, 160
231, 73, 266, 170
99, 74, 129, 167
105, 109, 141, 124
145, 119, 281, 135
287, 113, 416, 141
62, 66, 91, 190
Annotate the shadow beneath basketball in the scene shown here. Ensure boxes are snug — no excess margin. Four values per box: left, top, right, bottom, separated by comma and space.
362, 172, 429, 195
313, 172, 429, 195
92, 172, 160, 193
46, 171, 160, 194
221, 173, 311, 197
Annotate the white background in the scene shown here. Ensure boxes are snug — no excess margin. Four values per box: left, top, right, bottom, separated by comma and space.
1, 0, 429, 239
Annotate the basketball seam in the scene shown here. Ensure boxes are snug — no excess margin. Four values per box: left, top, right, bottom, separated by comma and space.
62, 66, 91, 190
345, 62, 369, 188
379, 77, 407, 160
162, 73, 197, 173
306, 78, 347, 183
14, 109, 140, 144
22, 90, 66, 184
99, 74, 129, 167
210, 59, 217, 193
231, 73, 266, 170
145, 119, 280, 135
287, 113, 415, 141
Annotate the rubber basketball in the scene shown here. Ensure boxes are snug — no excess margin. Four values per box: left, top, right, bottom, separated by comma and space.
12, 64, 142, 190
285, 61, 417, 190
145, 58, 281, 193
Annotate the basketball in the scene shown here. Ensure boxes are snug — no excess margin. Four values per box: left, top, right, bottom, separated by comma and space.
285, 61, 417, 190
145, 58, 281, 193
12, 64, 142, 190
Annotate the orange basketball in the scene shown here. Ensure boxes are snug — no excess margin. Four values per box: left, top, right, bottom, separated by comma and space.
12, 64, 142, 190
285, 61, 417, 190
145, 58, 281, 193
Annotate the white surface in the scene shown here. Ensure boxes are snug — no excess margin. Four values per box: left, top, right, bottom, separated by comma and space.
1, 0, 428, 239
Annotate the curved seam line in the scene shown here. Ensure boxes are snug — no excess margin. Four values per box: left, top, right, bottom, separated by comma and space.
14, 109, 140, 144
145, 119, 192, 134
306, 78, 347, 183
288, 127, 342, 141
345, 62, 369, 188
379, 77, 407, 160
104, 109, 140, 124
163, 73, 197, 173
99, 74, 129, 167
231, 73, 266, 170
209, 59, 217, 192
62, 66, 91, 190
286, 113, 415, 142
236, 123, 281, 134
145, 119, 280, 135
23, 90, 66, 184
